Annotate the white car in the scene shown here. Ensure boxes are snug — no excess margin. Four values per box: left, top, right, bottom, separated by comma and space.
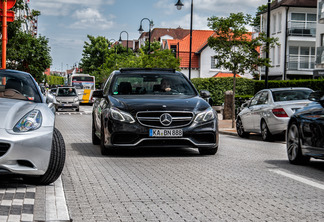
0, 69, 65, 184
236, 87, 313, 141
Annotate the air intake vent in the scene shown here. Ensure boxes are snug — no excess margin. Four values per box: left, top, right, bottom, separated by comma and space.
0, 143, 10, 157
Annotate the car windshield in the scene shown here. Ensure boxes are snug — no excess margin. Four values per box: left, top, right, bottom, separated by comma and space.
0, 72, 42, 103
272, 89, 313, 102
110, 74, 197, 96
57, 88, 77, 96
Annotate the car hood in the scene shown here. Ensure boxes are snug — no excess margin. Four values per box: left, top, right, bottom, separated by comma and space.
0, 98, 54, 130
109, 95, 210, 114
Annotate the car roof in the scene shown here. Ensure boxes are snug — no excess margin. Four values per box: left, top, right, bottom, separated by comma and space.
115, 68, 180, 75
267, 87, 313, 92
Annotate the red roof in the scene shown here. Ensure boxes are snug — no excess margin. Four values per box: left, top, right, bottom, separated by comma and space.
213, 72, 242, 78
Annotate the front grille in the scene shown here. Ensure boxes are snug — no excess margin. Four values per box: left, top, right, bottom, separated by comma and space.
137, 111, 194, 128
0, 143, 10, 157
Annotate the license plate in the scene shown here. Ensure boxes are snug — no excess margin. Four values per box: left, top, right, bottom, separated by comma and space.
149, 129, 183, 137
63, 104, 72, 107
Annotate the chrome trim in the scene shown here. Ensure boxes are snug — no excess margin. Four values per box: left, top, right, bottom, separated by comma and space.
111, 137, 217, 148
136, 111, 194, 128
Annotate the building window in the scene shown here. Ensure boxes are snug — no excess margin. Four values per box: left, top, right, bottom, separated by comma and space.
272, 14, 276, 34
278, 13, 282, 32
288, 46, 315, 70
321, 34, 324, 46
211, 56, 217, 69
289, 13, 316, 36
277, 46, 281, 66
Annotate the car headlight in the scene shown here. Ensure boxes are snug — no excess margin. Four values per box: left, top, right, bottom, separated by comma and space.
110, 108, 135, 123
74, 97, 79, 103
14, 109, 42, 132
194, 107, 215, 123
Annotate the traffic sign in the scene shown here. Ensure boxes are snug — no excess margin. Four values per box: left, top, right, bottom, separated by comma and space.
0, 10, 14, 22
0, 0, 16, 10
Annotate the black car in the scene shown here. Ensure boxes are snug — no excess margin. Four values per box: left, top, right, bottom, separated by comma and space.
286, 91, 324, 164
92, 68, 219, 155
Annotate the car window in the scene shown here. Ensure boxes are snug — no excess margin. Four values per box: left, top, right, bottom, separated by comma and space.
272, 89, 313, 102
250, 92, 262, 107
258, 92, 268, 105
57, 88, 77, 96
0, 73, 42, 102
110, 74, 196, 96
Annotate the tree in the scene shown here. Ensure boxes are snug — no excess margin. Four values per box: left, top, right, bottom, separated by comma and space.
1, 0, 51, 82
207, 12, 278, 128
80, 35, 180, 86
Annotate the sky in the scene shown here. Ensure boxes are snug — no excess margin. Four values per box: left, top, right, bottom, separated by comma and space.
28, 0, 261, 72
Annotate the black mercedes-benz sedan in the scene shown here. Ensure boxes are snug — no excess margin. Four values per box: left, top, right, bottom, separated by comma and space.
92, 68, 219, 155
287, 91, 324, 164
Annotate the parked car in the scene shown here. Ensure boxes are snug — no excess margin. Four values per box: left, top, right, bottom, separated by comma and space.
54, 87, 80, 112
236, 87, 313, 141
46, 87, 57, 104
92, 68, 219, 155
0, 69, 65, 185
286, 91, 324, 164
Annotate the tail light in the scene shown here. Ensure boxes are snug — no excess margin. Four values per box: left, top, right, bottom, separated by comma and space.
272, 108, 288, 117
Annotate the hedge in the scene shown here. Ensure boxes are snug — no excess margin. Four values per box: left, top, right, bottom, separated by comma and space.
191, 77, 324, 106
45, 75, 64, 86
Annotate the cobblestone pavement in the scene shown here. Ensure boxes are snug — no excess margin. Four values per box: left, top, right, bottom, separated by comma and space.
56, 114, 324, 222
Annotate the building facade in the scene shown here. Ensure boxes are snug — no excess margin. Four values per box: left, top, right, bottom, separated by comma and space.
260, 0, 317, 80
314, 0, 324, 78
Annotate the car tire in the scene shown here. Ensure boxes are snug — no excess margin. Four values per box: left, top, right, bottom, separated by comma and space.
287, 122, 310, 165
261, 120, 272, 141
25, 128, 66, 185
76, 108, 79, 112
92, 116, 100, 145
198, 147, 218, 155
236, 117, 249, 138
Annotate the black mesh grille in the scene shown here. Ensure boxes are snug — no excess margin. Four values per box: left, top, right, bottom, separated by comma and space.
0, 143, 10, 157
137, 111, 193, 128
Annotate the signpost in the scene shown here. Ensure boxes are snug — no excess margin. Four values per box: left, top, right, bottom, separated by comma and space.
1, 0, 16, 69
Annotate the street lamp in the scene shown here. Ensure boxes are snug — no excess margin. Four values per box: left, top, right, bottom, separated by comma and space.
175, 0, 193, 80
119, 31, 129, 52
138, 18, 153, 53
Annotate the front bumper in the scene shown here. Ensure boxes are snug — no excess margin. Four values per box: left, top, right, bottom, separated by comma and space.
0, 127, 53, 176
104, 119, 219, 149
55, 102, 79, 110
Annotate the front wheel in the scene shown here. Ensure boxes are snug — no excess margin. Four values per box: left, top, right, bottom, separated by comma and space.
287, 122, 310, 165
25, 128, 66, 185
92, 116, 100, 145
198, 147, 218, 155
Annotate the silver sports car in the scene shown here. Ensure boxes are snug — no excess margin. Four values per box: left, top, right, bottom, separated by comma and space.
0, 69, 65, 185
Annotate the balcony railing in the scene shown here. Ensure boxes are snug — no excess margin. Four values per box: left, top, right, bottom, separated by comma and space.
316, 46, 324, 65
287, 55, 315, 70
288, 21, 316, 37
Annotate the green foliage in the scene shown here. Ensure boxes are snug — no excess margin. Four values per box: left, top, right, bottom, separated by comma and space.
254, 79, 324, 93
5, 32, 52, 82
251, 4, 268, 32
45, 75, 64, 86
191, 77, 255, 105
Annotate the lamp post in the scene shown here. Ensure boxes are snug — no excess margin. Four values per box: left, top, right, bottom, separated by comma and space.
175, 0, 193, 80
138, 18, 153, 54
119, 31, 129, 52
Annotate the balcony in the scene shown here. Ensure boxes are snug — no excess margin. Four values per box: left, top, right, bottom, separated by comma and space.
288, 21, 316, 37
287, 55, 315, 70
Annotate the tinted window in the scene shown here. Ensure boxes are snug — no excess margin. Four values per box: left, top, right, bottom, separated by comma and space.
272, 90, 313, 102
110, 74, 197, 96
258, 92, 268, 105
250, 92, 262, 106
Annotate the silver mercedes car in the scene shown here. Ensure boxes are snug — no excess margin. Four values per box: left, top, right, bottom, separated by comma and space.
0, 69, 65, 185
236, 87, 313, 141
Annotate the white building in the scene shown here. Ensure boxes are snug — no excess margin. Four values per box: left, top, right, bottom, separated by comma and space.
260, 0, 317, 80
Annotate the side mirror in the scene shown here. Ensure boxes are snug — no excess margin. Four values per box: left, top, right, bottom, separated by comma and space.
52, 92, 56, 96
92, 89, 104, 98
47, 103, 56, 114
308, 91, 322, 102
200, 90, 211, 99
